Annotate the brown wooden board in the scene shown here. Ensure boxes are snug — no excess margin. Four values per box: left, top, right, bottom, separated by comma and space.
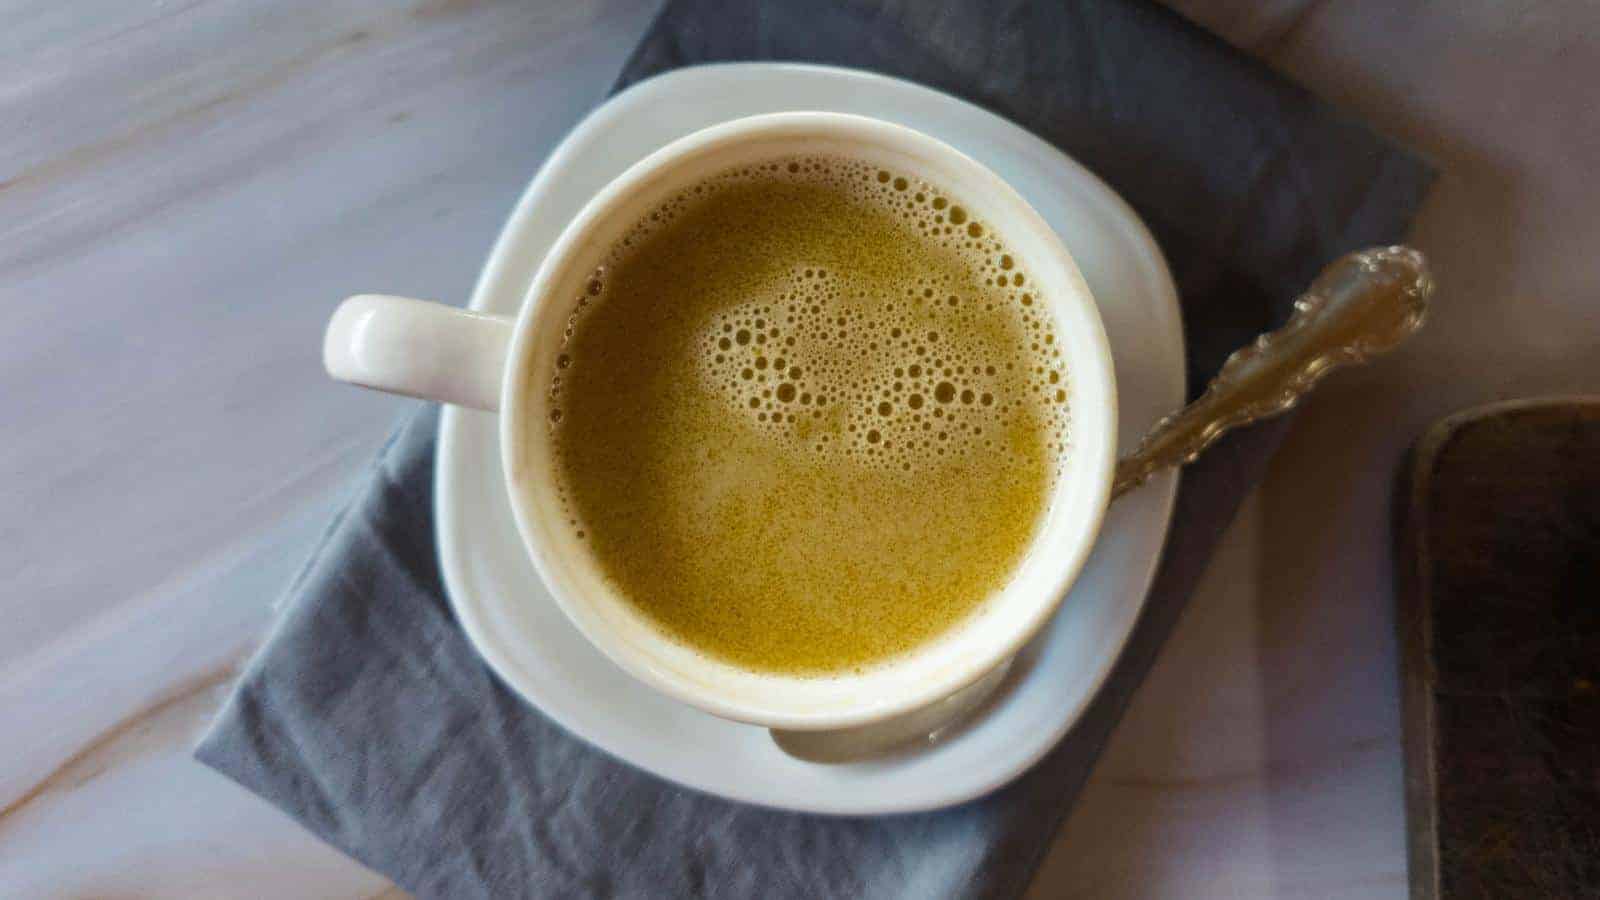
1397, 397, 1600, 899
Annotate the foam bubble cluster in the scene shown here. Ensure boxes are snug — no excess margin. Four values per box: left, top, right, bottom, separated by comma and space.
549, 156, 1071, 476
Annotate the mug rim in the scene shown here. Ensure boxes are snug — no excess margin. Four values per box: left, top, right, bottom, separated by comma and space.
497, 112, 1117, 730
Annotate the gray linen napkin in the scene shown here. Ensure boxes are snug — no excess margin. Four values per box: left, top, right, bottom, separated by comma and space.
197, 1, 1435, 896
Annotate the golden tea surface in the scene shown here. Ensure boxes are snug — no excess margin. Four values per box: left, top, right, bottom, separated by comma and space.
542, 157, 1069, 674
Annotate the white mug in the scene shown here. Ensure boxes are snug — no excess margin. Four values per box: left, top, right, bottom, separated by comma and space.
324, 112, 1117, 738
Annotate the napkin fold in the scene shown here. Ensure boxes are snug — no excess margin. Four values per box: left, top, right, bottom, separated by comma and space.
198, 1, 1435, 896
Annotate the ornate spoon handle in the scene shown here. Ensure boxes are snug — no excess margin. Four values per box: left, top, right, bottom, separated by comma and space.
1112, 245, 1434, 499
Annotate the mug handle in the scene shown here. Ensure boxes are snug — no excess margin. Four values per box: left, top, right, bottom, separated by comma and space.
323, 295, 513, 412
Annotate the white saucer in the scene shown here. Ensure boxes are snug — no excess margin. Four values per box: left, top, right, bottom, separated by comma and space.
436, 63, 1184, 815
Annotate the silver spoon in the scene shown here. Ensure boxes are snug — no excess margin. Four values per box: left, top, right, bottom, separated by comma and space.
772, 245, 1435, 763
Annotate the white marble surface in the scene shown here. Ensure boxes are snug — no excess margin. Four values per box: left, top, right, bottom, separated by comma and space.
4, 1, 1596, 897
